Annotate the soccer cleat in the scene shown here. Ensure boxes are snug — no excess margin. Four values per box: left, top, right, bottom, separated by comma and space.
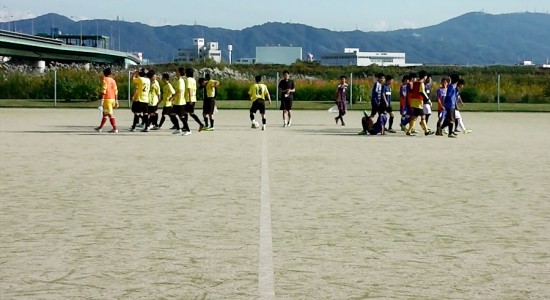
400, 125, 407, 132
182, 131, 192, 136
464, 129, 472, 134
129, 128, 136, 132
94, 127, 102, 133
109, 129, 118, 133
152, 126, 160, 130
436, 129, 443, 136
425, 130, 435, 136
172, 129, 182, 134
358, 131, 367, 135
335, 117, 339, 125
341, 121, 346, 126
448, 134, 458, 138
387, 128, 396, 133
203, 127, 214, 131
141, 128, 149, 132
169, 126, 177, 130
411, 129, 419, 134
287, 120, 292, 127
136, 124, 144, 128
283, 122, 287, 127
406, 132, 416, 136
199, 125, 204, 132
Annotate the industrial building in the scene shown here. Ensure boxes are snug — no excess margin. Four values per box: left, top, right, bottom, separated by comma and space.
255, 46, 302, 65
174, 38, 222, 63
320, 48, 407, 67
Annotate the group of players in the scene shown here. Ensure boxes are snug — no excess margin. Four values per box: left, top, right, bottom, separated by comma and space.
357, 71, 472, 138
95, 67, 220, 135
95, 67, 470, 137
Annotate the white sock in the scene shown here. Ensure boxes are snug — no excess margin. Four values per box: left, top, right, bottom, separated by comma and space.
458, 119, 467, 131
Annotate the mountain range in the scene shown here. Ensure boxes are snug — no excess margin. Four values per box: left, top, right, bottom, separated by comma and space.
3, 12, 550, 65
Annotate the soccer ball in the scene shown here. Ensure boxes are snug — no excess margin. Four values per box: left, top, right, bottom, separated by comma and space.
252, 121, 260, 128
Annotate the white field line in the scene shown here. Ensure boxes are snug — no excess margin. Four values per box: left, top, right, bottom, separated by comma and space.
259, 132, 275, 299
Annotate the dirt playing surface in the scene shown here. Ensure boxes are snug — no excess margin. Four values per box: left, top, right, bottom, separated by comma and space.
1, 108, 549, 299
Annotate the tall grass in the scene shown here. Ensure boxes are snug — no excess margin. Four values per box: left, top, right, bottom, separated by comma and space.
0, 69, 549, 104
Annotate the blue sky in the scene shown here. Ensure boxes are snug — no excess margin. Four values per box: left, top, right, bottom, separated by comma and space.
1, 0, 549, 31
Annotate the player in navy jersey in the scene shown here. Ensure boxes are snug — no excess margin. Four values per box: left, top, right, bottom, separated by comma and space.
441, 74, 460, 138
370, 73, 385, 118
381, 75, 396, 133
358, 112, 388, 135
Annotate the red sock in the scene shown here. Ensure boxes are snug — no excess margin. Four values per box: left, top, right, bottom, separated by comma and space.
109, 117, 117, 130
99, 116, 108, 128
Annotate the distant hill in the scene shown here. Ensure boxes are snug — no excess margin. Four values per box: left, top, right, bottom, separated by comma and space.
4, 12, 550, 65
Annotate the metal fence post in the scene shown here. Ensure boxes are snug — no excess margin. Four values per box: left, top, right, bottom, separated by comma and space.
350, 73, 353, 110
497, 74, 501, 112
54, 70, 57, 107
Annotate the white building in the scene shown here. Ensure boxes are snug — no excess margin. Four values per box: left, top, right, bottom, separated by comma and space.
320, 48, 407, 67
174, 38, 222, 63
255, 46, 302, 65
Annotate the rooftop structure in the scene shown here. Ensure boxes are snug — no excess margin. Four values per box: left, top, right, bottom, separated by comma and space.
174, 38, 222, 63
320, 48, 408, 67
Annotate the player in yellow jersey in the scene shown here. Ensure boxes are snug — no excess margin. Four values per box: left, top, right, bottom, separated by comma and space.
95, 67, 119, 133
183, 68, 204, 135
130, 68, 151, 132
248, 75, 272, 131
155, 73, 178, 130
199, 73, 220, 131
146, 70, 161, 130
170, 67, 189, 134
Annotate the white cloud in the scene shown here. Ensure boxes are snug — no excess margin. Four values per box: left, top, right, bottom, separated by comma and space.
401, 20, 418, 29
373, 20, 389, 31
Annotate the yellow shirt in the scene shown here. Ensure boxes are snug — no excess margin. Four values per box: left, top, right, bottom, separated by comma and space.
132, 77, 150, 103
185, 77, 197, 103
205, 80, 219, 98
248, 83, 269, 101
149, 80, 160, 106
161, 82, 176, 107
172, 77, 186, 105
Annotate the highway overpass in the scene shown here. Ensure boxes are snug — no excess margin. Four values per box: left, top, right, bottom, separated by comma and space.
0, 30, 141, 68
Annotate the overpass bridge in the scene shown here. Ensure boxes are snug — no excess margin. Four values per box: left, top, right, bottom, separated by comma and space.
0, 30, 141, 68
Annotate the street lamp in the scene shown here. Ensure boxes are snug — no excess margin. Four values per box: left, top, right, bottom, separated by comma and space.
70, 16, 83, 46
27, 12, 33, 35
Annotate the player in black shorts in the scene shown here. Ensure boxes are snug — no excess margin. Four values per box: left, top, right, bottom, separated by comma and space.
248, 75, 272, 131
199, 74, 220, 131
278, 70, 295, 127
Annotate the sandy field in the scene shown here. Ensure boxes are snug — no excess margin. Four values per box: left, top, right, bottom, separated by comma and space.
0, 108, 549, 299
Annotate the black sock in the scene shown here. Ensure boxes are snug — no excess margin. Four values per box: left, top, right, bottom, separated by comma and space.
250, 113, 254, 121
170, 115, 179, 129
191, 114, 203, 126
426, 114, 431, 124
132, 115, 140, 128
210, 119, 214, 128
182, 115, 190, 132
262, 118, 266, 125
143, 115, 149, 128
389, 116, 394, 129
204, 117, 209, 127
159, 116, 166, 127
